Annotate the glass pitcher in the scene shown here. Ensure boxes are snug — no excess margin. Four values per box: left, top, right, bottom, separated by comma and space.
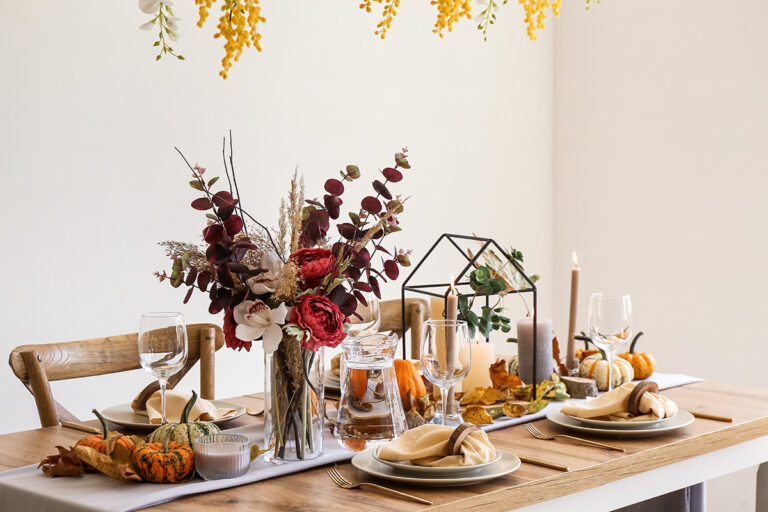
334, 333, 407, 452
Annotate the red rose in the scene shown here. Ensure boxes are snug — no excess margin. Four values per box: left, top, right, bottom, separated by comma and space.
223, 308, 252, 351
290, 248, 336, 290
290, 295, 347, 351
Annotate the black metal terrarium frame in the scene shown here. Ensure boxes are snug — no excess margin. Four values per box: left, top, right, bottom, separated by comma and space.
400, 234, 541, 399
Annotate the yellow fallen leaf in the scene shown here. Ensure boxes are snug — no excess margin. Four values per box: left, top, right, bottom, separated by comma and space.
502, 402, 527, 418
463, 405, 494, 425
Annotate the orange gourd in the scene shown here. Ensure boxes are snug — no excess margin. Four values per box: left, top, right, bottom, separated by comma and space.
394, 359, 426, 402
75, 409, 135, 462
619, 332, 656, 379
349, 368, 368, 400
132, 440, 195, 483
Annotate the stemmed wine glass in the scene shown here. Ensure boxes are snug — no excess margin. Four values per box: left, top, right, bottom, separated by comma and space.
138, 312, 188, 424
420, 319, 471, 426
348, 294, 380, 337
588, 293, 632, 392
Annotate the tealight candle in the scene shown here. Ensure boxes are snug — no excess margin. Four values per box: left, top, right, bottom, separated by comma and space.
194, 434, 251, 480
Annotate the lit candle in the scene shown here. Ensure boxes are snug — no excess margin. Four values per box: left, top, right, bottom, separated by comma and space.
566, 252, 580, 374
516, 312, 553, 385
444, 276, 459, 416
462, 338, 496, 390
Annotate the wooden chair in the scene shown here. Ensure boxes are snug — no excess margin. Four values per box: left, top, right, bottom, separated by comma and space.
8, 323, 224, 428
351, 298, 430, 359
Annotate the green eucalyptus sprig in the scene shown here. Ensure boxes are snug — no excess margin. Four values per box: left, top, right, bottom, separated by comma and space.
457, 265, 511, 339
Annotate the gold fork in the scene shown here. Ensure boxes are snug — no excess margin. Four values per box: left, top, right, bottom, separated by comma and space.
524, 423, 625, 452
326, 467, 433, 505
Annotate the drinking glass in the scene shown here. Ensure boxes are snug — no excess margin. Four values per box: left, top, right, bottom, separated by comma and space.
347, 294, 380, 337
139, 312, 188, 424
420, 320, 471, 426
588, 293, 632, 392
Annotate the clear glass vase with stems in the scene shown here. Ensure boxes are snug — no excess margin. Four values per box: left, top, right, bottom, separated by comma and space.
420, 319, 471, 426
588, 293, 632, 392
264, 336, 324, 463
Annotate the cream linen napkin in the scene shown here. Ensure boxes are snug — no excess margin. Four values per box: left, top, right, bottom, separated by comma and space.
376, 424, 497, 467
560, 382, 678, 422
140, 390, 237, 424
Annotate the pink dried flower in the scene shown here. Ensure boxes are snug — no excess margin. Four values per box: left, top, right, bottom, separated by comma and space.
193, 164, 206, 176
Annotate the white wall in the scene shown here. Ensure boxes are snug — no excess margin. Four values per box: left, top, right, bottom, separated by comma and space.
0, 1, 553, 434
553, 1, 768, 510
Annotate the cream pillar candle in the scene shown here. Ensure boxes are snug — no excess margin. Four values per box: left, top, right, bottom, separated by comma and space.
566, 251, 580, 374
516, 316, 553, 385
462, 339, 496, 390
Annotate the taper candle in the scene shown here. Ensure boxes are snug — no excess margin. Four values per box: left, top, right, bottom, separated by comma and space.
566, 252, 580, 374
444, 278, 458, 416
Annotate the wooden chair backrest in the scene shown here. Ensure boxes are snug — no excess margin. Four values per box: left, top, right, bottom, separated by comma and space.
351, 298, 430, 359
8, 323, 224, 427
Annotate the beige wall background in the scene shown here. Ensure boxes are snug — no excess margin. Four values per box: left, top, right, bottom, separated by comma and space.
0, 2, 552, 434
553, 1, 768, 510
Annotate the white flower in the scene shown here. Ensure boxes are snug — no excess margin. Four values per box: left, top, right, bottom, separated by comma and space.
246, 251, 282, 295
165, 16, 181, 31
139, 20, 156, 30
167, 30, 182, 42
233, 300, 288, 353
139, 0, 162, 14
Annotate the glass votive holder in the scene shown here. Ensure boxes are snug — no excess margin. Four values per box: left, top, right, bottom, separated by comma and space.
194, 434, 251, 480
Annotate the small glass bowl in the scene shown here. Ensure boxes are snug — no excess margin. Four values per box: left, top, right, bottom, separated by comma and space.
194, 434, 251, 480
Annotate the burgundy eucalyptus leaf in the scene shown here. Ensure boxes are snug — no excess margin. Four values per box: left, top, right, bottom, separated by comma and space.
382, 168, 403, 182
369, 275, 381, 299
353, 290, 368, 307
203, 223, 225, 244
233, 239, 258, 250
345, 266, 361, 281
183, 287, 194, 304
371, 228, 384, 240
217, 266, 235, 288
191, 198, 213, 211
353, 281, 373, 292
231, 290, 246, 306
306, 210, 330, 241
375, 244, 391, 255
340, 293, 358, 318
206, 243, 231, 263
212, 191, 238, 208
208, 301, 223, 315
209, 284, 218, 300
215, 288, 232, 308
217, 204, 235, 220
197, 270, 211, 291
337, 223, 357, 240
372, 180, 392, 200
227, 262, 249, 273
245, 267, 267, 277
324, 179, 345, 196
327, 285, 348, 309
323, 195, 342, 220
224, 214, 243, 236
383, 259, 399, 280
350, 247, 370, 267
305, 199, 324, 208
361, 196, 382, 215
185, 267, 198, 286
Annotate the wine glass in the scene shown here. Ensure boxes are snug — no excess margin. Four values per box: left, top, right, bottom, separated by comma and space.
588, 293, 632, 392
348, 294, 380, 337
138, 312, 188, 424
420, 320, 471, 426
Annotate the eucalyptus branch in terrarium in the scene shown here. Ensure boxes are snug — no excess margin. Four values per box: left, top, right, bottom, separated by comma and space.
457, 265, 512, 339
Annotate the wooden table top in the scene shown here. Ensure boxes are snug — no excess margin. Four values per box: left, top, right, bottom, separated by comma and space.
2, 381, 767, 511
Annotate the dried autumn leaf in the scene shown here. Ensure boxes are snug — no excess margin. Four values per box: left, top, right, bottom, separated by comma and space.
480, 388, 505, 405
513, 384, 532, 401
490, 360, 524, 390
463, 405, 494, 425
528, 398, 550, 414
250, 441, 274, 461
460, 389, 485, 405
74, 445, 142, 482
502, 402, 527, 418
39, 446, 84, 478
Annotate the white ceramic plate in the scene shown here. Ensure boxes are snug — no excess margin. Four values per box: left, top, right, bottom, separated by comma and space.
373, 448, 502, 476
564, 411, 680, 430
352, 449, 520, 486
100, 400, 246, 432
547, 409, 694, 437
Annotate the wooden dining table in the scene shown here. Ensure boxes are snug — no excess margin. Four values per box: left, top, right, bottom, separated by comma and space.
2, 381, 768, 511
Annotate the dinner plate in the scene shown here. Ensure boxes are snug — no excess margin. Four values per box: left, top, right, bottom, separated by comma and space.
372, 448, 503, 476
352, 449, 520, 486
100, 400, 246, 432
565, 412, 679, 430
547, 409, 694, 437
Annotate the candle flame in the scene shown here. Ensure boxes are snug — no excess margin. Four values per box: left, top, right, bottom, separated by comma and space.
572, 251, 579, 267
449, 273, 456, 294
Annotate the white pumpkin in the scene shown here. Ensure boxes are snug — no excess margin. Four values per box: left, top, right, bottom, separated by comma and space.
579, 354, 634, 391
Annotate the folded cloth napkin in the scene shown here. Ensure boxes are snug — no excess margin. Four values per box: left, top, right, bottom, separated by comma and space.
561, 382, 678, 422
138, 390, 237, 424
376, 424, 497, 467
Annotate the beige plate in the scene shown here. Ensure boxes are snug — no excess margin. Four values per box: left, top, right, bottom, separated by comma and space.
547, 409, 694, 437
566, 411, 679, 429
100, 400, 246, 432
352, 449, 520, 486
373, 448, 502, 476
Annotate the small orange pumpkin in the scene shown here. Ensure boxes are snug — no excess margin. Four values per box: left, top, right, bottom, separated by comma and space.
75, 409, 135, 462
619, 332, 656, 380
132, 440, 195, 483
349, 369, 368, 400
394, 359, 426, 402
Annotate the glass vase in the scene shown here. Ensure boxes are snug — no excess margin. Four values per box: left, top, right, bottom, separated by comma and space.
264, 336, 324, 463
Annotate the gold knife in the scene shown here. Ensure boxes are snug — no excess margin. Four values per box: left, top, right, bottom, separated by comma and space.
519, 455, 569, 471
61, 421, 102, 434
691, 412, 733, 422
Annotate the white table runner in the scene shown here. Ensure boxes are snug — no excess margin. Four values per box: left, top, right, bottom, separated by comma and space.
0, 373, 702, 512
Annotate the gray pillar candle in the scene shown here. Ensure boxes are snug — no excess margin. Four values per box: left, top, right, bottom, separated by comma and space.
516, 316, 553, 385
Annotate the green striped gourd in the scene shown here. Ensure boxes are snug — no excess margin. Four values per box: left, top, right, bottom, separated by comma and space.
147, 390, 221, 445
